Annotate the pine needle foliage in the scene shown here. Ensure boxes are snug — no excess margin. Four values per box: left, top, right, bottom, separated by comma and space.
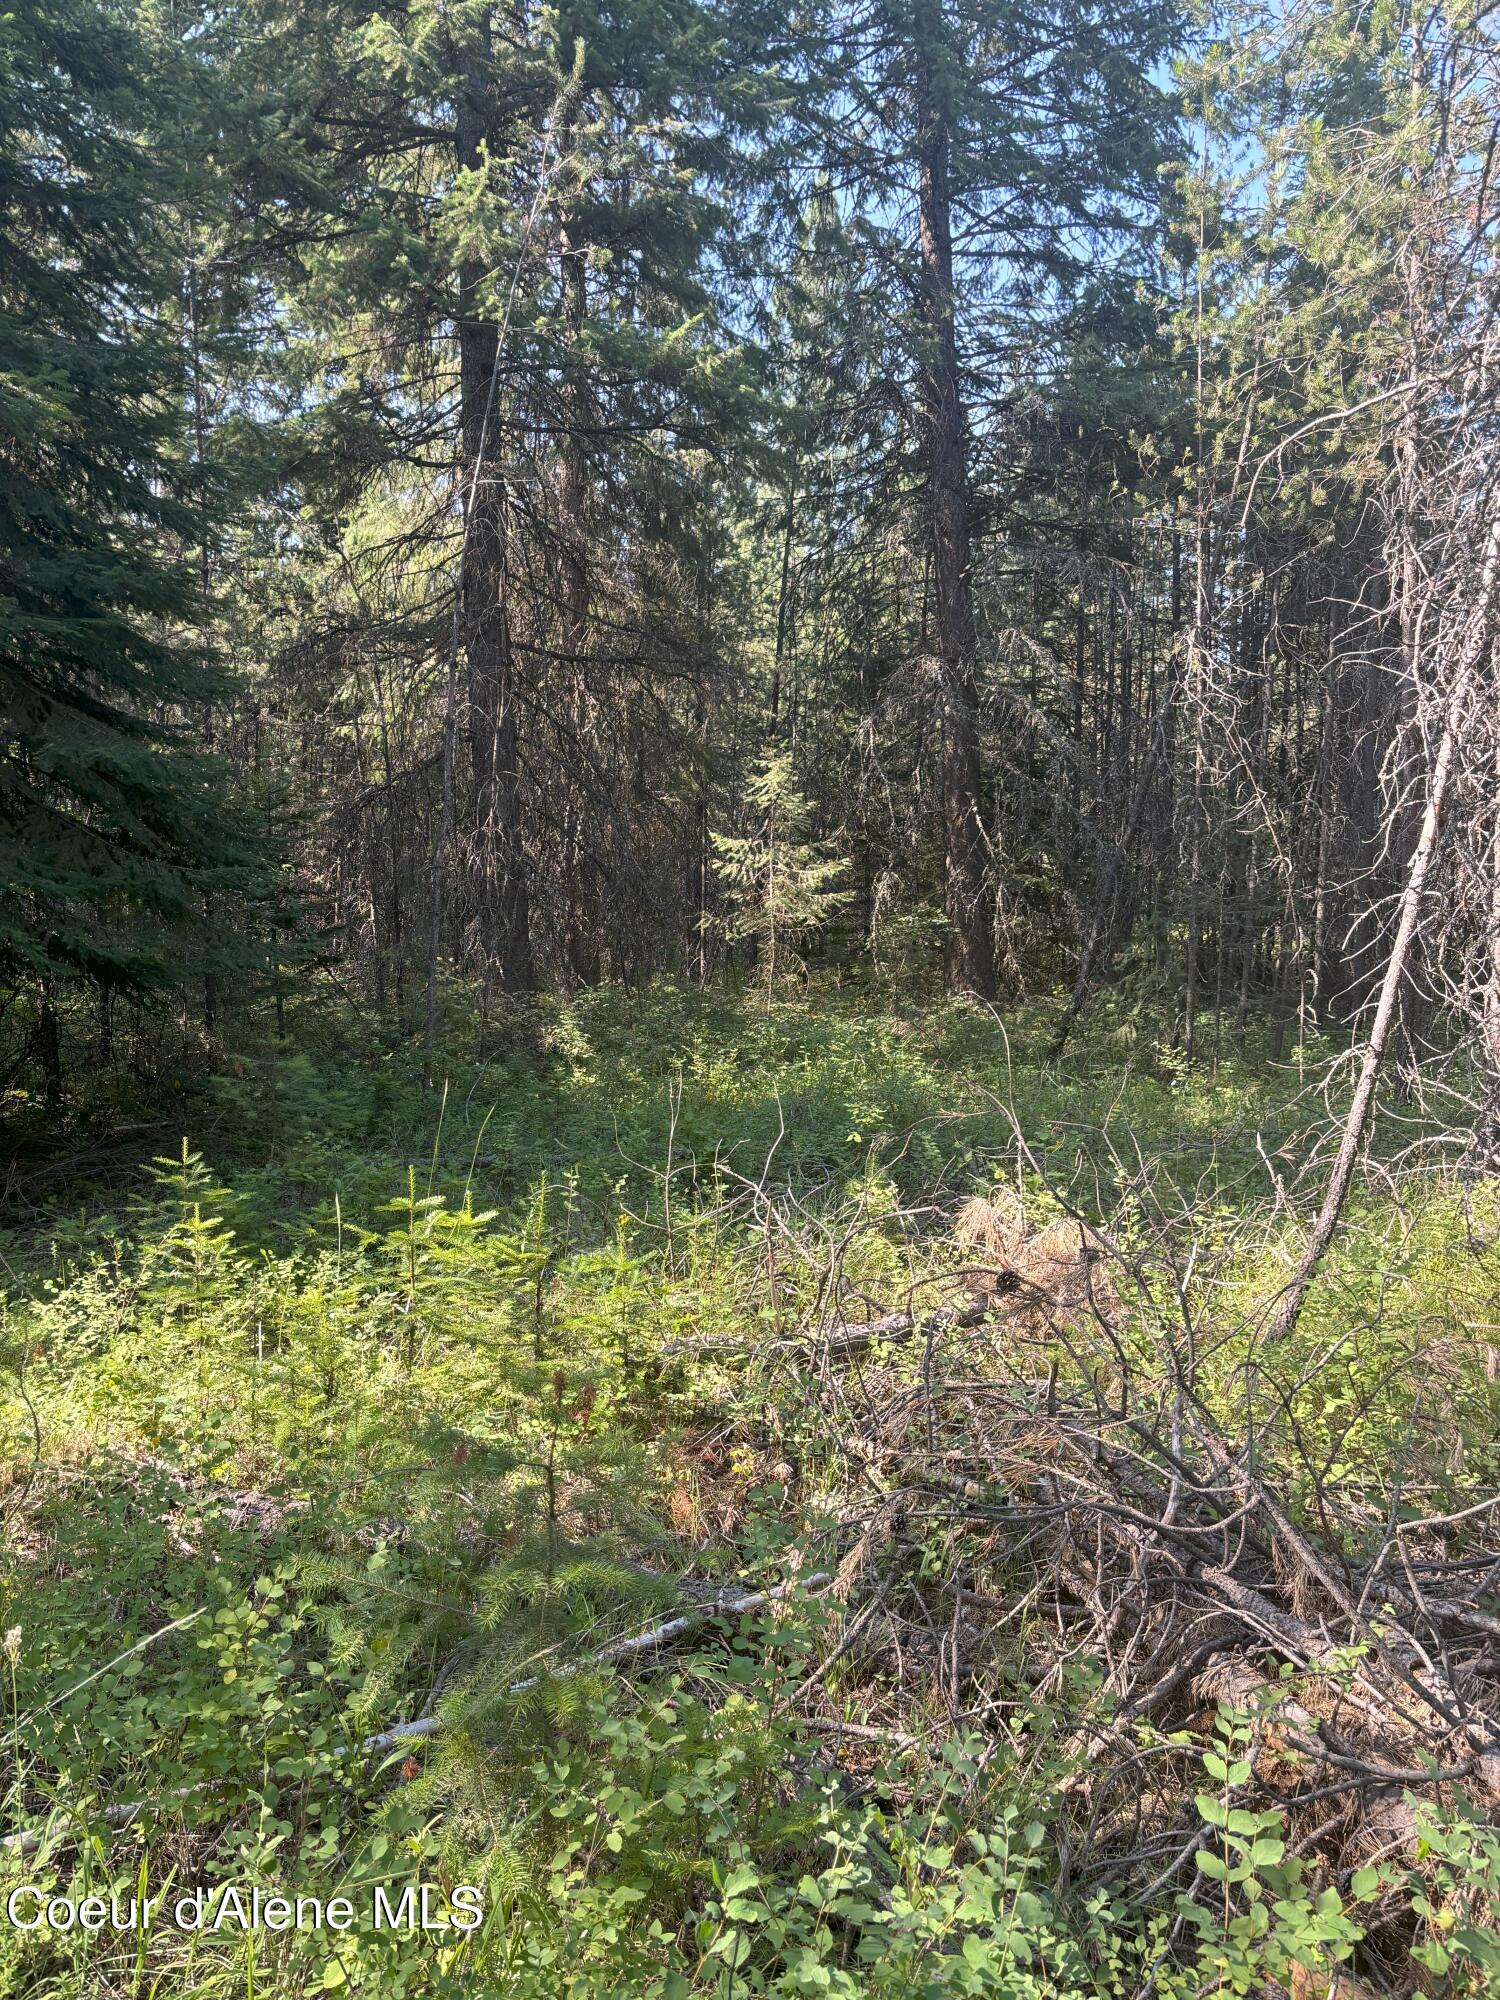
711, 750, 850, 1007
0, 0, 273, 999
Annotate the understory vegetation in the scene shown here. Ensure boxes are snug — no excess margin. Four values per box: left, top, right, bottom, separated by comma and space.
2, 990, 1498, 1995
8, 0, 1500, 1989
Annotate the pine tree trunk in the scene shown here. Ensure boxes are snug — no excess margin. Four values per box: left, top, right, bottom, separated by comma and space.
457, 18, 532, 993
1265, 708, 1461, 1346
557, 144, 596, 982
690, 682, 709, 982
914, 28, 993, 999
770, 470, 797, 733
37, 977, 63, 1107
1266, 512, 1500, 1347
1485, 738, 1500, 1150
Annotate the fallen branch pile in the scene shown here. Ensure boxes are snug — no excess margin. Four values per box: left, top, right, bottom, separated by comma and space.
859, 1379, 1500, 1817
704, 1187, 1500, 1976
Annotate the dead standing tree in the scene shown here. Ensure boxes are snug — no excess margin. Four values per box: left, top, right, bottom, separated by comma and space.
1401, 61, 1500, 1159
1208, 8, 1500, 1343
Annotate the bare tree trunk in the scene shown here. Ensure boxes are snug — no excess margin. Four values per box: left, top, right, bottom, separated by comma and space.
458, 15, 532, 995
914, 21, 993, 999
689, 680, 709, 983
770, 470, 797, 733
36, 977, 62, 1107
183, 248, 222, 1036
1052, 703, 1170, 1056
1486, 737, 1500, 1146
1310, 657, 1334, 1021
1264, 515, 1500, 1348
555, 131, 597, 984
1182, 117, 1215, 1066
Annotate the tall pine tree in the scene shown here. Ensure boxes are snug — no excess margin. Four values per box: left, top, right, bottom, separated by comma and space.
0, 0, 268, 1075
806, 0, 1181, 996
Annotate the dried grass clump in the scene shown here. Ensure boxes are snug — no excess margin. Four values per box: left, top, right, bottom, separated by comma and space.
1014, 1216, 1120, 1324
953, 1189, 1027, 1262
951, 1202, 1121, 1345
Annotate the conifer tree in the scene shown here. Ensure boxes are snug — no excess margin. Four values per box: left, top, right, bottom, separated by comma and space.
0, 0, 267, 1051
240, 0, 784, 1003
805, 0, 1181, 998
712, 749, 848, 1006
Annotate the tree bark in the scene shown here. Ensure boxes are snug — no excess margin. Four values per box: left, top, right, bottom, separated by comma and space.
770, 470, 796, 733
556, 131, 596, 982
1486, 735, 1500, 1150
1051, 703, 1170, 1056
1264, 513, 1500, 1349
458, 16, 532, 993
914, 25, 993, 999
37, 976, 62, 1107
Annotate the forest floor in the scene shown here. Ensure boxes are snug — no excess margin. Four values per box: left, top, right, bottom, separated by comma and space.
1, 985, 1497, 1998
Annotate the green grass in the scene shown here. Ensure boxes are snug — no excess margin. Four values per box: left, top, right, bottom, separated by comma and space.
0, 986, 1495, 1997
7, 981, 1330, 1253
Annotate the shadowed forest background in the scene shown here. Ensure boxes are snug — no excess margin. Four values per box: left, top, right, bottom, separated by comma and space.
4, 0, 1500, 1995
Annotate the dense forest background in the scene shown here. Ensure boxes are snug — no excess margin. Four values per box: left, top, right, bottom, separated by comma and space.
5, 2, 1500, 1997
6, 0, 1498, 1094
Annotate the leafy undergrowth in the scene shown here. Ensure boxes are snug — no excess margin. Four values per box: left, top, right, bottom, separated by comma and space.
1, 991, 1496, 1996
5, 981, 1322, 1238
